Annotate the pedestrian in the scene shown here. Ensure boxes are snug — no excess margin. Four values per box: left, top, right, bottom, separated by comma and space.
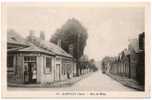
24, 66, 29, 84
32, 67, 37, 83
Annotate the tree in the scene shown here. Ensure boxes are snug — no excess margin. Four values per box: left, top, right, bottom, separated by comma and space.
88, 59, 98, 72
50, 18, 88, 76
79, 55, 89, 74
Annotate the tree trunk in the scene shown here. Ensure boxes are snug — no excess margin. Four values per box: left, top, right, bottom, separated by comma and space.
76, 61, 79, 76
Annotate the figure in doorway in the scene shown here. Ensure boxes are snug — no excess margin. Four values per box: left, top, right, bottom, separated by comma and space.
67, 71, 70, 79
32, 67, 37, 83
24, 66, 29, 84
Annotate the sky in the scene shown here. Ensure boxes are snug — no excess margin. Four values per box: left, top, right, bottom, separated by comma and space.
5, 3, 145, 61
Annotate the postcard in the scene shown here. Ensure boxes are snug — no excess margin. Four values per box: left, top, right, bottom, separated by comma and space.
1, 2, 151, 98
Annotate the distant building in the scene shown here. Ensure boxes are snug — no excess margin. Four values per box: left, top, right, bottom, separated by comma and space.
128, 38, 139, 79
7, 31, 76, 84
136, 32, 145, 85
107, 32, 145, 86
128, 32, 145, 85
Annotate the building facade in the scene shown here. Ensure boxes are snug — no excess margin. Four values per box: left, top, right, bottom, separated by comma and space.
7, 31, 76, 84
102, 32, 145, 86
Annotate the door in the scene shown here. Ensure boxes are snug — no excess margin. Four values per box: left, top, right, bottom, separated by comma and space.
55, 64, 61, 81
28, 63, 34, 83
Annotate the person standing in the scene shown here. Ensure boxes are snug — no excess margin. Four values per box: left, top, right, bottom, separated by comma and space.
32, 67, 37, 83
24, 66, 29, 84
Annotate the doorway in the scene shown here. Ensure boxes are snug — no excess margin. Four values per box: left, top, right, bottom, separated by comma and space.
24, 56, 37, 84
55, 64, 61, 81
28, 62, 36, 83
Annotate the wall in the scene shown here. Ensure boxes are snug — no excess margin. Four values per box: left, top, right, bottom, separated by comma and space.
37, 54, 42, 83
16, 53, 24, 83
7, 52, 75, 84
7, 53, 17, 83
54, 56, 62, 81
129, 50, 138, 79
40, 54, 55, 83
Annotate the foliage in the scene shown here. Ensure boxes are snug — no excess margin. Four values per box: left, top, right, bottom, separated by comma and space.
50, 18, 88, 59
88, 59, 98, 72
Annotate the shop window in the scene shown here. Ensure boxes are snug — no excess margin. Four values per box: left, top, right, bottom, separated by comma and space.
45, 57, 52, 73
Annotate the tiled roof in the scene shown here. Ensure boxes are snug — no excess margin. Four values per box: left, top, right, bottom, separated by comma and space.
7, 30, 29, 46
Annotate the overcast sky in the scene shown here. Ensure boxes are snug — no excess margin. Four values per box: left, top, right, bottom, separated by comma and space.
5, 3, 145, 61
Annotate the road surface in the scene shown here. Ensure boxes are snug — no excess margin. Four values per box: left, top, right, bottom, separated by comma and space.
62, 70, 136, 91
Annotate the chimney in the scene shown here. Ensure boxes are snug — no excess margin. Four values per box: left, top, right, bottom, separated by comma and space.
28, 30, 35, 42
29, 30, 34, 37
57, 39, 61, 47
40, 31, 45, 40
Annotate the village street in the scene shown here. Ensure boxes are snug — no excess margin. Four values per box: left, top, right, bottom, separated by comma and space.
57, 62, 136, 91
8, 64, 136, 91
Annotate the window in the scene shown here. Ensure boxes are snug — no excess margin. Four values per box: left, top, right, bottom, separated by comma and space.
62, 63, 66, 75
45, 57, 52, 73
24, 56, 36, 62
7, 55, 14, 71
56, 58, 60, 61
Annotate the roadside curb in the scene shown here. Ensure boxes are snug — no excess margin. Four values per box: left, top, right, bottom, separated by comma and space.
8, 72, 94, 88
106, 73, 144, 91
41, 72, 93, 88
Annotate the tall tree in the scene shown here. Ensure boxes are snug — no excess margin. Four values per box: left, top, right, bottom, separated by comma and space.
50, 18, 88, 58
50, 18, 88, 76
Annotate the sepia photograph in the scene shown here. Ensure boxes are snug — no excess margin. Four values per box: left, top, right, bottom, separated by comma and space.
1, 1, 151, 98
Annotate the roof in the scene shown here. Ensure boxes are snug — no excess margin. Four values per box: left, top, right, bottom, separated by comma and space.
7, 31, 72, 58
7, 30, 29, 46
123, 49, 130, 56
17, 43, 55, 55
28, 36, 73, 58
